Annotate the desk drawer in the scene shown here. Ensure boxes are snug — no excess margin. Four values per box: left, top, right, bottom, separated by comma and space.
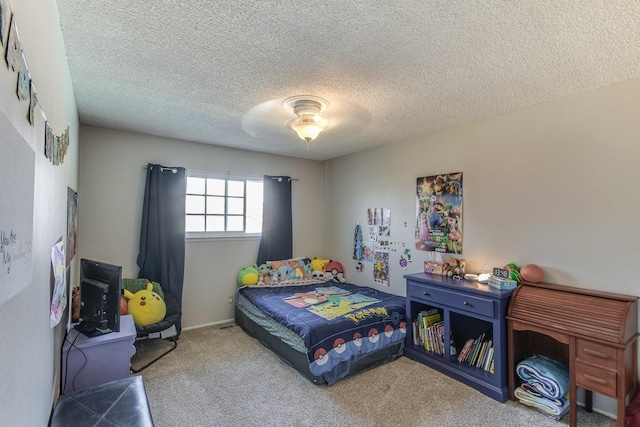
575, 361, 617, 397
576, 339, 617, 370
407, 281, 494, 317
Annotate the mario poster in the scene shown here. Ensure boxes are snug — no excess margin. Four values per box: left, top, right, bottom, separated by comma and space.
415, 172, 463, 254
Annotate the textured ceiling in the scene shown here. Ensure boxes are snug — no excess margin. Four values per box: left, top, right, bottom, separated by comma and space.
56, 1, 640, 161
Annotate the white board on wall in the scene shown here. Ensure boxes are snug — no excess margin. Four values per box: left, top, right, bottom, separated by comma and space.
0, 109, 34, 306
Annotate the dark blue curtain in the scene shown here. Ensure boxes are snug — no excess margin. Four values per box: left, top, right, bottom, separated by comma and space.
257, 175, 292, 265
136, 163, 186, 335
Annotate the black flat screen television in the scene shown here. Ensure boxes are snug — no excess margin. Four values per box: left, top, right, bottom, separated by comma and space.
75, 258, 122, 337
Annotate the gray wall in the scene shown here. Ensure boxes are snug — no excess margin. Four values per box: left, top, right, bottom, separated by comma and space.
0, 0, 79, 425
77, 126, 326, 327
323, 78, 640, 417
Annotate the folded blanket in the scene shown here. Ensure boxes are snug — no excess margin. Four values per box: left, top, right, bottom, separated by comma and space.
515, 386, 570, 419
520, 382, 568, 407
516, 354, 569, 400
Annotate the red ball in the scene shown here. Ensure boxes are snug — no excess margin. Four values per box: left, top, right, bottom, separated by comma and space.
520, 264, 543, 283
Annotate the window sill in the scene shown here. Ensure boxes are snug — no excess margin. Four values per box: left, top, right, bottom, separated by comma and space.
186, 232, 261, 243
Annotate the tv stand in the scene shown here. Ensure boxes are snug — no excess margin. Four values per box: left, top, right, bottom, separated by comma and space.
62, 314, 136, 394
73, 322, 104, 337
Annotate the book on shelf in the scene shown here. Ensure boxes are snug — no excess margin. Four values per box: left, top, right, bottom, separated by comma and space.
412, 320, 420, 345
418, 309, 441, 328
424, 321, 443, 353
457, 338, 474, 362
483, 347, 494, 371
413, 309, 457, 357
415, 309, 439, 346
457, 327, 494, 372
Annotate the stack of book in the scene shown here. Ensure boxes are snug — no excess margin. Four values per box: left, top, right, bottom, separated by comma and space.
412, 308, 440, 346
456, 328, 494, 372
412, 308, 456, 356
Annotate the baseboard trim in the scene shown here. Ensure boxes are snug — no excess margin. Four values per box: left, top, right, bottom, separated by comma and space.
182, 318, 234, 331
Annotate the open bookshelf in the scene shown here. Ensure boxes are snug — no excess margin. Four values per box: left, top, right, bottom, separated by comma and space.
404, 272, 514, 402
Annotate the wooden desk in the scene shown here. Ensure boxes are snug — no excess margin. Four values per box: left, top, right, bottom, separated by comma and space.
506, 281, 638, 427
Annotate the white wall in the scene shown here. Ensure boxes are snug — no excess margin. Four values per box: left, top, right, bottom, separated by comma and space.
323, 78, 640, 417
77, 126, 325, 327
0, 0, 79, 425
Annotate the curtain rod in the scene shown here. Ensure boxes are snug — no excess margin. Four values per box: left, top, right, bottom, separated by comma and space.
143, 166, 298, 181
143, 165, 178, 173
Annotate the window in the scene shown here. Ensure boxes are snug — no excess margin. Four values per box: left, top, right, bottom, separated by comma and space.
185, 173, 263, 237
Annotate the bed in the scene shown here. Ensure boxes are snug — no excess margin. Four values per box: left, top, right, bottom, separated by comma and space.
235, 279, 407, 385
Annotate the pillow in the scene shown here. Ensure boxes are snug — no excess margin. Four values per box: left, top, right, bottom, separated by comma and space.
287, 258, 312, 279
267, 257, 314, 284
122, 278, 164, 299
268, 260, 290, 284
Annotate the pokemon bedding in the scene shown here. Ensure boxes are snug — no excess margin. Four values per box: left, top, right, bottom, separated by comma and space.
236, 281, 407, 385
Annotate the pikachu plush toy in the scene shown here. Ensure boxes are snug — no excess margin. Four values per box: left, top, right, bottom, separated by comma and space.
123, 283, 166, 327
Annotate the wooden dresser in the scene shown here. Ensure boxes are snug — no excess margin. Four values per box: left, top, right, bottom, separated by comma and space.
506, 281, 638, 427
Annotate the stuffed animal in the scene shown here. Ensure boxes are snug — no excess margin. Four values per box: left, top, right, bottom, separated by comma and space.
257, 263, 271, 286
325, 261, 346, 282
71, 286, 80, 323
123, 283, 166, 327
276, 263, 291, 281
311, 257, 330, 279
287, 260, 306, 279
237, 265, 259, 286
311, 257, 330, 272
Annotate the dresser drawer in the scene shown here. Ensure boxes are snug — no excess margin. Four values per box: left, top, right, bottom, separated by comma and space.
407, 281, 494, 317
576, 338, 617, 370
575, 361, 617, 397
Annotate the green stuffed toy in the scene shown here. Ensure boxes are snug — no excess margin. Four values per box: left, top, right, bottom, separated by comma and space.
123, 283, 166, 327
237, 265, 259, 287
257, 263, 271, 286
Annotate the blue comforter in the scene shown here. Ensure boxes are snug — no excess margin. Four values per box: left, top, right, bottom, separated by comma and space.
238, 281, 407, 383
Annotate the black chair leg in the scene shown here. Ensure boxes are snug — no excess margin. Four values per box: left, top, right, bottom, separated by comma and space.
131, 337, 178, 374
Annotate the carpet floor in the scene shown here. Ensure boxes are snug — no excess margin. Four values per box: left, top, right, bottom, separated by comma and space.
133, 323, 617, 427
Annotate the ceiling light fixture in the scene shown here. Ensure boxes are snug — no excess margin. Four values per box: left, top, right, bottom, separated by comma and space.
283, 96, 329, 143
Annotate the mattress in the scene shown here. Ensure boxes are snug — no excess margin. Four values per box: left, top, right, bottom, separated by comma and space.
236, 281, 407, 385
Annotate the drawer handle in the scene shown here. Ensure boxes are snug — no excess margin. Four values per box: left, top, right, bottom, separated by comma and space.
463, 301, 469, 306
582, 373, 608, 385
422, 291, 430, 296
583, 348, 609, 359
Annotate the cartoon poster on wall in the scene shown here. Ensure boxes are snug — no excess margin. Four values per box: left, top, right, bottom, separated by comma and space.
415, 172, 463, 254
373, 250, 390, 286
